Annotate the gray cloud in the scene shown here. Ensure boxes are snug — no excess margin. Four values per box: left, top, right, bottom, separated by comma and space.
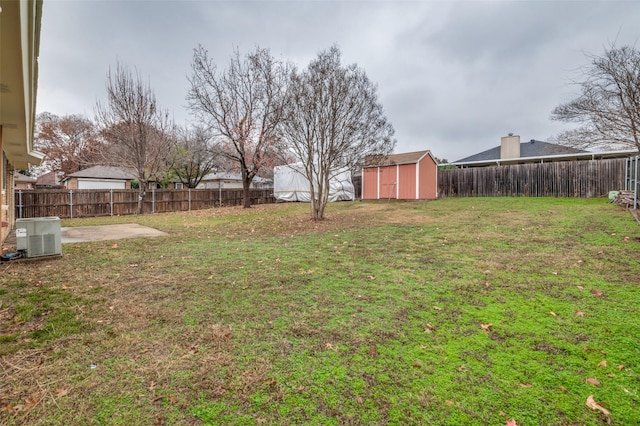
37, 0, 640, 162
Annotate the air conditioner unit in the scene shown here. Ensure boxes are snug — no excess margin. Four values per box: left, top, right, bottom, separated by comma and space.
15, 217, 62, 258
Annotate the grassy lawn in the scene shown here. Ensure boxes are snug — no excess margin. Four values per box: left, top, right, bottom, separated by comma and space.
1, 197, 639, 425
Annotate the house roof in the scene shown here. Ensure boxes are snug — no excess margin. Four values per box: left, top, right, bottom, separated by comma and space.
455, 140, 587, 164
14, 172, 36, 183
64, 166, 136, 180
364, 150, 432, 167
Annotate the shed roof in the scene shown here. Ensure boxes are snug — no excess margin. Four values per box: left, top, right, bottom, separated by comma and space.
65, 166, 136, 180
364, 150, 432, 167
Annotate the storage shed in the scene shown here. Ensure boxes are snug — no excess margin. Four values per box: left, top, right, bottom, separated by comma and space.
362, 150, 437, 200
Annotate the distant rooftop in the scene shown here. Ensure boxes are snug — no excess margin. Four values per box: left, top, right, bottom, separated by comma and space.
455, 140, 587, 164
65, 166, 136, 180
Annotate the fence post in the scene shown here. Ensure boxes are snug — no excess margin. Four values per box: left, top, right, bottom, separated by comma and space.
110, 189, 114, 216
152, 187, 155, 213
17, 190, 23, 219
69, 190, 73, 219
188, 188, 191, 211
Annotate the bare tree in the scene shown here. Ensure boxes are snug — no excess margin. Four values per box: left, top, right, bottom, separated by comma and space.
35, 112, 102, 177
96, 63, 173, 214
187, 45, 289, 208
171, 125, 219, 188
551, 44, 640, 152
281, 46, 396, 220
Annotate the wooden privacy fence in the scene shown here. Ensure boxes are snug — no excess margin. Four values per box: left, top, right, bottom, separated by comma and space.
438, 158, 627, 198
15, 188, 276, 219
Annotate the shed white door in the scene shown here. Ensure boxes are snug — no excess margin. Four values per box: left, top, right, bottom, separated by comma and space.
77, 178, 127, 189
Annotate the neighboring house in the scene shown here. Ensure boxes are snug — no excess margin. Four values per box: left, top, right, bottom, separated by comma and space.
62, 166, 136, 190
0, 0, 46, 242
362, 150, 438, 200
454, 134, 636, 167
196, 173, 273, 190
14, 172, 36, 189
35, 170, 63, 188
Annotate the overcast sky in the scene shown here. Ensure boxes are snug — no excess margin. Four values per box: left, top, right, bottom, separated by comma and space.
36, 0, 640, 162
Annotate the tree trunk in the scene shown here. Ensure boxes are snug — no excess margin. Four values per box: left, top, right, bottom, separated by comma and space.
310, 178, 328, 220
137, 184, 146, 214
242, 176, 252, 209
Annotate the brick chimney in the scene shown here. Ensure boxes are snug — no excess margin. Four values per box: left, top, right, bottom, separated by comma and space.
500, 133, 520, 159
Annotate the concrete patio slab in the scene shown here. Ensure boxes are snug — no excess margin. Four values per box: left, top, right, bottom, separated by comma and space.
61, 224, 169, 244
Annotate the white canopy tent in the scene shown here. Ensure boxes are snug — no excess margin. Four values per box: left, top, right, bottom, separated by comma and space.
273, 163, 355, 202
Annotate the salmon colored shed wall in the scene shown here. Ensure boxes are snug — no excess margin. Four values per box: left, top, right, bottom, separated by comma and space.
362, 168, 379, 199
397, 163, 416, 199
418, 155, 437, 200
362, 152, 438, 200
379, 166, 397, 199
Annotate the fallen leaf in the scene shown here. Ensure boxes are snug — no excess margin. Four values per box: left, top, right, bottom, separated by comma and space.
111, 243, 118, 249
607, 373, 616, 378
519, 383, 532, 388
506, 419, 518, 426
575, 311, 585, 317
597, 360, 608, 367
433, 306, 442, 311
591, 289, 604, 297
576, 285, 584, 290
368, 275, 376, 280
55, 388, 70, 398
480, 323, 492, 332
558, 385, 567, 392
148, 381, 156, 391
586, 378, 600, 386
585, 395, 610, 416
549, 311, 557, 317
457, 364, 468, 372
325, 342, 337, 351
445, 400, 454, 406
617, 364, 625, 371
499, 410, 506, 416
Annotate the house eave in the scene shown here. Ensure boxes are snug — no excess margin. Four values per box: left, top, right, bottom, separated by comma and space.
0, 0, 45, 169
453, 150, 638, 167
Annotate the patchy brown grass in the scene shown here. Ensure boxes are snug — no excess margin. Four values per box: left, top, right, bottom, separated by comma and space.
1, 198, 638, 425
